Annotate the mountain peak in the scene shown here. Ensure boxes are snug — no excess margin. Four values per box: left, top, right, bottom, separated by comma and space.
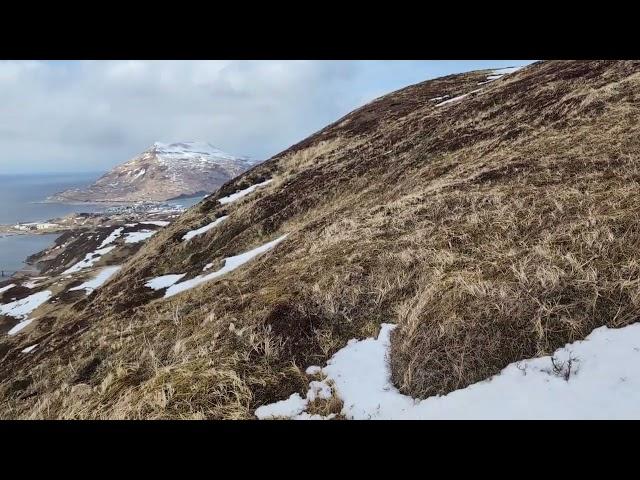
50, 141, 258, 203
149, 141, 252, 163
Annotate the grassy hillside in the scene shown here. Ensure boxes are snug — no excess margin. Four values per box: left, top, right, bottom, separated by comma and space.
1, 60, 639, 418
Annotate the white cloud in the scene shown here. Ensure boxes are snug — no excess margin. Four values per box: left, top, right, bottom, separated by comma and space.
0, 60, 533, 173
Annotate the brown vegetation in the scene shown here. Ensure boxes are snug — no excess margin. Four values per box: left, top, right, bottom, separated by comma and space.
2, 61, 639, 418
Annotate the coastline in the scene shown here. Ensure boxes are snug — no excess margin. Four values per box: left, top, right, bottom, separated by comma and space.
1, 199, 190, 281
40, 192, 207, 206
0, 228, 69, 236
0, 232, 61, 277
0, 185, 202, 284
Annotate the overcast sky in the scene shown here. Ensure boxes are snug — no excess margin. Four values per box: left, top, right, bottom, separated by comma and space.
0, 60, 533, 174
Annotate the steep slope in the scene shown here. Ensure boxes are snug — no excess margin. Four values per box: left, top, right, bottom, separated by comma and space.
2, 61, 640, 419
50, 142, 255, 203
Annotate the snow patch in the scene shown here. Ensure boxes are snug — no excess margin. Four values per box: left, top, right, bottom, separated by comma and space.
153, 142, 248, 163
22, 278, 46, 289
306, 380, 332, 402
182, 216, 228, 241
1, 290, 52, 320
98, 227, 124, 248
69, 266, 121, 294
133, 168, 146, 180
0, 284, 16, 294
218, 180, 272, 205
482, 66, 525, 83
164, 234, 288, 298
255, 393, 307, 419
491, 66, 524, 76
258, 321, 640, 419
21, 344, 38, 353
305, 366, 322, 375
63, 246, 116, 274
124, 230, 157, 244
292, 413, 336, 420
435, 89, 482, 107
256, 378, 334, 420
8, 319, 33, 336
145, 274, 186, 290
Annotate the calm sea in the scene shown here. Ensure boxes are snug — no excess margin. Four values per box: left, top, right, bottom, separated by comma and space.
0, 172, 105, 225
0, 173, 203, 273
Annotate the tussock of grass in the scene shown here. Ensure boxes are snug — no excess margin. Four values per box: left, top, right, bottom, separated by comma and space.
389, 183, 640, 396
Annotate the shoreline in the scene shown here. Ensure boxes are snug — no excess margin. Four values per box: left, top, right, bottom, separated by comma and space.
39, 193, 206, 206
0, 232, 60, 277
0, 175, 202, 285
1, 193, 199, 282
3, 197, 196, 236
0, 228, 69, 237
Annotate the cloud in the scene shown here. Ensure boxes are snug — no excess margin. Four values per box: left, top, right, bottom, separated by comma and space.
0, 60, 533, 173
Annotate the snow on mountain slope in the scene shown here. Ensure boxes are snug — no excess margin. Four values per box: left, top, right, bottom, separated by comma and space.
259, 322, 640, 419
152, 142, 243, 162
50, 142, 257, 203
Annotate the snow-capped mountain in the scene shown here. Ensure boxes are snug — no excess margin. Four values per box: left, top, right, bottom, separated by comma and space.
50, 142, 257, 203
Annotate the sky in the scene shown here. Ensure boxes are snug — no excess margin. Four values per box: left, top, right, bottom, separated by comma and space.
0, 60, 534, 174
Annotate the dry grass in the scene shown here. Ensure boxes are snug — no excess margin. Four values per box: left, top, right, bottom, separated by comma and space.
389, 180, 640, 396
2, 61, 640, 418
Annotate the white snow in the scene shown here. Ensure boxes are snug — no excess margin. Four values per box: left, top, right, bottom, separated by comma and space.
0, 290, 52, 320
482, 66, 526, 83
141, 221, 170, 227
144, 274, 186, 290
98, 227, 124, 248
164, 234, 288, 298
133, 168, 146, 180
22, 278, 46, 289
8, 319, 33, 336
69, 266, 121, 294
292, 413, 336, 420
218, 180, 272, 205
21, 344, 38, 353
491, 66, 524, 76
255, 393, 308, 419
182, 216, 228, 241
62, 246, 116, 274
152, 142, 250, 164
124, 230, 157, 244
125, 223, 138, 227
306, 380, 332, 402
256, 378, 334, 420
430, 95, 450, 102
258, 321, 640, 419
305, 366, 322, 375
0, 284, 16, 294
435, 89, 482, 107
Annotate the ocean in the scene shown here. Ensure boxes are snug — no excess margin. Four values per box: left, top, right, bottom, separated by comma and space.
0, 172, 103, 225
0, 173, 204, 274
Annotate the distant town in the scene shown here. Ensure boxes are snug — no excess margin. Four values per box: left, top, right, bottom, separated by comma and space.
1, 202, 187, 236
